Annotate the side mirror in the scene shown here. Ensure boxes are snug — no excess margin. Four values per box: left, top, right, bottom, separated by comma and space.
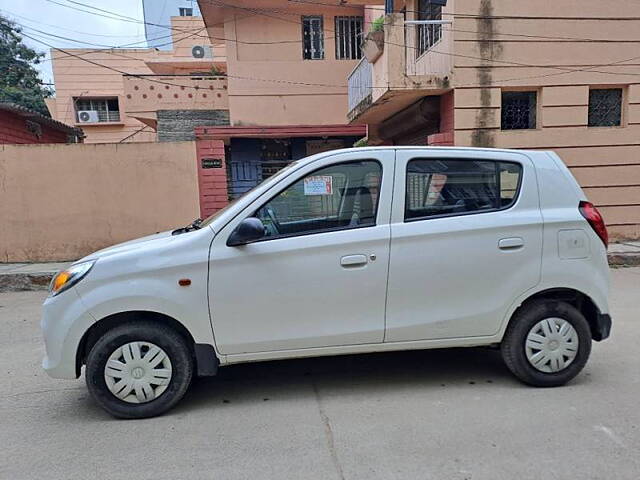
226, 217, 266, 246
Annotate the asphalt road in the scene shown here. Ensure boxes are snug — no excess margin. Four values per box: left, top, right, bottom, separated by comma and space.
1, 268, 639, 480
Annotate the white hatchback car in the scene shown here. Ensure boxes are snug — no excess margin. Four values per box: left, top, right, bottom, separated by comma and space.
42, 147, 612, 418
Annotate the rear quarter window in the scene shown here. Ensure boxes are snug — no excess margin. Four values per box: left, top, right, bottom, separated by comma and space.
405, 158, 523, 221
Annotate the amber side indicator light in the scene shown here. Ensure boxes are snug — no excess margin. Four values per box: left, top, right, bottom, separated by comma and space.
178, 279, 192, 287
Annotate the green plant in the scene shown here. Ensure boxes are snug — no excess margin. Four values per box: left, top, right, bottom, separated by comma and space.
371, 16, 385, 33
353, 137, 368, 147
0, 15, 52, 115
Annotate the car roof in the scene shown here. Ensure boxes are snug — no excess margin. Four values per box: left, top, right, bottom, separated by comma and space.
325, 146, 548, 155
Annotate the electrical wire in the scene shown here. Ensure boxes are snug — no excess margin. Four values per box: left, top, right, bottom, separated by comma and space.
12, 1, 640, 94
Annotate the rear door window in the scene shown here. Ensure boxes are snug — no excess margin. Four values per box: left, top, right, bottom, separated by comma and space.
405, 159, 522, 221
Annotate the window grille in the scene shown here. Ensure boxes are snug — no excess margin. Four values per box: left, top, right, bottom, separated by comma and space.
75, 98, 120, 122
179, 7, 193, 16
416, 0, 442, 57
588, 89, 622, 127
335, 16, 363, 60
302, 16, 324, 60
501, 91, 537, 130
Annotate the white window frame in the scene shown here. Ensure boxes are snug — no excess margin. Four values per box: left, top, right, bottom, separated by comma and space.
74, 97, 121, 123
302, 16, 324, 60
335, 16, 363, 60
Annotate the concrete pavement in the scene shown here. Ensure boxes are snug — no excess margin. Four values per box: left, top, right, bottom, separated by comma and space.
0, 268, 639, 479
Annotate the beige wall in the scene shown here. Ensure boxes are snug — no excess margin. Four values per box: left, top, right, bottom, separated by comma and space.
49, 16, 221, 144
450, 0, 640, 239
0, 142, 200, 262
200, 0, 365, 126
50, 48, 158, 144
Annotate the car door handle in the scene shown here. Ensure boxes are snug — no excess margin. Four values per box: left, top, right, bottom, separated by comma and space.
499, 237, 525, 250
340, 254, 368, 267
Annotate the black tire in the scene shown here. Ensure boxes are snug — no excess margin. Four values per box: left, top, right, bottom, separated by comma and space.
85, 321, 193, 419
501, 300, 592, 387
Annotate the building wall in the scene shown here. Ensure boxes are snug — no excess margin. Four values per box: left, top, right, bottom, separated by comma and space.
0, 142, 200, 262
203, 1, 364, 126
157, 109, 230, 141
450, 0, 640, 239
0, 111, 70, 144
49, 49, 159, 144
49, 16, 221, 144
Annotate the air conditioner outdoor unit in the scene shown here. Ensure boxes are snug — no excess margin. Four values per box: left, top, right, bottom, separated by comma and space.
77, 110, 100, 123
191, 45, 213, 59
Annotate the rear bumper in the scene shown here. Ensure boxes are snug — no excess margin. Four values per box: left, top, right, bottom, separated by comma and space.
592, 313, 612, 342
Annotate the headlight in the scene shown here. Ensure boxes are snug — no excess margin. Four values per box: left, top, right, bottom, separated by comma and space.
49, 260, 95, 297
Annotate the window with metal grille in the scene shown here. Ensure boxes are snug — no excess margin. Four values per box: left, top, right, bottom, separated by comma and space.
589, 89, 622, 127
501, 91, 537, 130
75, 97, 120, 123
335, 16, 363, 60
416, 0, 442, 57
179, 7, 193, 16
302, 16, 324, 60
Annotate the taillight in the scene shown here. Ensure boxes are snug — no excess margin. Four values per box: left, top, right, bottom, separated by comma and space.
579, 201, 608, 247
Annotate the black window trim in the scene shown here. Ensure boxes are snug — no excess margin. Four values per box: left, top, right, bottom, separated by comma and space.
403, 158, 524, 223
237, 159, 384, 244
588, 87, 624, 128
501, 90, 538, 131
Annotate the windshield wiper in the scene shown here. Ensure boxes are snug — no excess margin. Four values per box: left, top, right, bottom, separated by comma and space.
172, 218, 202, 235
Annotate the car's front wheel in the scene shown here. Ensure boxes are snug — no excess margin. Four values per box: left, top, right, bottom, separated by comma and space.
501, 300, 592, 387
85, 322, 193, 419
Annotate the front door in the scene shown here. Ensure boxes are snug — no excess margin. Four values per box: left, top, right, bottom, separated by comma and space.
385, 149, 543, 342
209, 150, 394, 355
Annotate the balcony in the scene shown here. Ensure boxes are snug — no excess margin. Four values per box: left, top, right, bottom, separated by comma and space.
347, 13, 453, 125
123, 75, 228, 127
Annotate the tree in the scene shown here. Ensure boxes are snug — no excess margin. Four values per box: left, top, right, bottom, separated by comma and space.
0, 14, 52, 116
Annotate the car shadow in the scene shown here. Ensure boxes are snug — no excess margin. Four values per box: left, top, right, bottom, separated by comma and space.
174, 346, 519, 415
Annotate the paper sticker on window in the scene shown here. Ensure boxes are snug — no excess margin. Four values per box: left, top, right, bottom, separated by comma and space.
304, 175, 333, 195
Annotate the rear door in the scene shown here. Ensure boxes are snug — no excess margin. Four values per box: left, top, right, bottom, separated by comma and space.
385, 149, 543, 342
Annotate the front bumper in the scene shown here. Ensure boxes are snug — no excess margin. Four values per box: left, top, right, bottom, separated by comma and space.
592, 313, 612, 342
41, 288, 95, 379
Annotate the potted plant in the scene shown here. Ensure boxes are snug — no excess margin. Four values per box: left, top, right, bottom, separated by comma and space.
363, 16, 385, 63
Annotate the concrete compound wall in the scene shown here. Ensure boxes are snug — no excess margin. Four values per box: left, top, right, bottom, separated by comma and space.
0, 141, 200, 262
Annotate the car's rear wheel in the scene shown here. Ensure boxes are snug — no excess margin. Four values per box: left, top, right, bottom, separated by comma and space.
85, 322, 193, 419
501, 300, 592, 387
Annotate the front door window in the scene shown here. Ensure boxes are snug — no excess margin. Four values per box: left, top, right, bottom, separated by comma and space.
255, 160, 382, 239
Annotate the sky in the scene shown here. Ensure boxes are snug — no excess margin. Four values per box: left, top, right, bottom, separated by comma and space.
0, 0, 146, 84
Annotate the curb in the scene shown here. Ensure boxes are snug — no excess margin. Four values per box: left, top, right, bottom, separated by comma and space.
0, 273, 53, 293
1, 252, 639, 293
608, 252, 640, 268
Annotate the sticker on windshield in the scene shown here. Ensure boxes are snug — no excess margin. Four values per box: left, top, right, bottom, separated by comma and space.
304, 175, 333, 195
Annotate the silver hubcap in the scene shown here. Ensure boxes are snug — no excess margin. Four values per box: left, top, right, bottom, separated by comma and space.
525, 318, 579, 373
104, 342, 172, 404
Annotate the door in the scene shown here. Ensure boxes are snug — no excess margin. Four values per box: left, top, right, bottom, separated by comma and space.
385, 150, 543, 342
209, 150, 394, 355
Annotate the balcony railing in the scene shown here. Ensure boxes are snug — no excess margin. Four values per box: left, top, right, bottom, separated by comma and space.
347, 58, 373, 114
123, 75, 228, 114
405, 20, 452, 76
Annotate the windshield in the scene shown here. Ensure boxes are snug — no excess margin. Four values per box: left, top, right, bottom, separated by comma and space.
200, 160, 300, 228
